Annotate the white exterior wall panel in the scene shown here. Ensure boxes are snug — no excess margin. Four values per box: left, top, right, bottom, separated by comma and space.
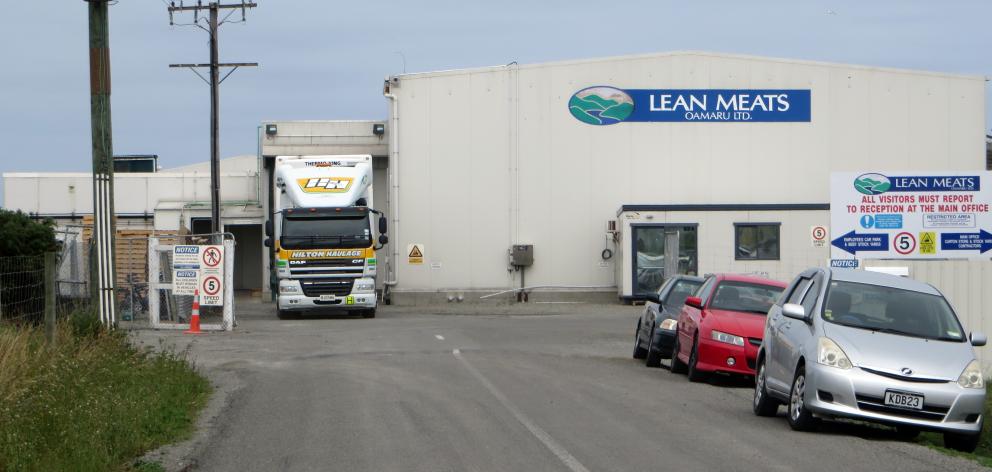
391, 52, 985, 295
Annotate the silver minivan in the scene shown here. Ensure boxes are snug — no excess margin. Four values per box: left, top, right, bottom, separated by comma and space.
753, 268, 987, 452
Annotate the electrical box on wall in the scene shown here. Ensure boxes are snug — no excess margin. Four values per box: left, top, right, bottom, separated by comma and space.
510, 244, 533, 267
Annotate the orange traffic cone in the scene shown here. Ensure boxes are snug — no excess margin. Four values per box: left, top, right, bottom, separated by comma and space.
184, 289, 204, 335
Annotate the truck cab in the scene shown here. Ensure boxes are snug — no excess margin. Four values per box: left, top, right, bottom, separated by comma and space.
267, 155, 387, 318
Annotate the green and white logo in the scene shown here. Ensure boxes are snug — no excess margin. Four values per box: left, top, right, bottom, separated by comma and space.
568, 86, 634, 125
854, 173, 892, 195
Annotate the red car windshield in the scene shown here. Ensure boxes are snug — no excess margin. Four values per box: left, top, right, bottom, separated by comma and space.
709, 281, 783, 315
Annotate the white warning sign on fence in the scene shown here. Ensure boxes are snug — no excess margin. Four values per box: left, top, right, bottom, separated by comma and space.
199, 245, 224, 306
172, 245, 225, 305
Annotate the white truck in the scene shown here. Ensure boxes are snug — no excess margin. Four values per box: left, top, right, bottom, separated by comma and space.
265, 155, 387, 318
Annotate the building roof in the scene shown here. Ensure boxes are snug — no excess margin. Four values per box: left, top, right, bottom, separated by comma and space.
391, 50, 985, 83
161, 155, 258, 173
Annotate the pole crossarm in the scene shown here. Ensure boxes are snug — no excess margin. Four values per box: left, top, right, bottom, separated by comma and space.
169, 62, 259, 68
167, 3, 257, 12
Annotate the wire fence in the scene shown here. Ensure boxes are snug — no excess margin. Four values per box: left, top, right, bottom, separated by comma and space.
1, 226, 236, 331
0, 256, 47, 324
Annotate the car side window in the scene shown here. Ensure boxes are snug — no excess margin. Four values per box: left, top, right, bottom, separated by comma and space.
696, 277, 717, 303
786, 278, 811, 305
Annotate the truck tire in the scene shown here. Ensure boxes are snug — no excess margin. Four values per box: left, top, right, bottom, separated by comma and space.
362, 308, 376, 319
277, 308, 291, 320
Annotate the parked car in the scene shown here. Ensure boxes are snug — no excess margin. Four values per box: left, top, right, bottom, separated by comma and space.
671, 274, 787, 381
753, 268, 986, 452
633, 275, 705, 367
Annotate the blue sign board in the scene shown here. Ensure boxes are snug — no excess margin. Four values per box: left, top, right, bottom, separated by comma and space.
830, 259, 860, 269
940, 230, 992, 253
860, 214, 902, 230
854, 173, 981, 195
831, 230, 889, 255
568, 87, 811, 125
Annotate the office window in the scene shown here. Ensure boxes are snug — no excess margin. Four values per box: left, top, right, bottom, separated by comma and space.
735, 223, 780, 260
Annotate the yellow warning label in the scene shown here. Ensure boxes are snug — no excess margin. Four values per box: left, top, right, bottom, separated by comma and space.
407, 244, 424, 265
919, 232, 936, 255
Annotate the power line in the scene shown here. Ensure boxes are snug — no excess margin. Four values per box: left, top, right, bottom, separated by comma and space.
166, 1, 259, 236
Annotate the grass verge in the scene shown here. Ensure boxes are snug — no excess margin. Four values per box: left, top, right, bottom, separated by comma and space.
0, 315, 211, 471
915, 386, 992, 467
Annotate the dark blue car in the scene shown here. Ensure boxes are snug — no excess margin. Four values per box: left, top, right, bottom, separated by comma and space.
633, 275, 705, 368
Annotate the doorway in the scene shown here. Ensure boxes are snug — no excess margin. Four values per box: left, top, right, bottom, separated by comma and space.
227, 224, 263, 295
630, 224, 698, 297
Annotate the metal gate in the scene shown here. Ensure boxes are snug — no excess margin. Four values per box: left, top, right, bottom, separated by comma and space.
147, 233, 236, 331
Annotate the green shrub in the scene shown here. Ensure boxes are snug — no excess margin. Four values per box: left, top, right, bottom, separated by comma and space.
0, 210, 57, 257
68, 307, 105, 339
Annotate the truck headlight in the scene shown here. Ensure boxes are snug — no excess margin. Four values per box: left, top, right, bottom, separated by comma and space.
817, 337, 852, 370
353, 280, 375, 294
710, 330, 744, 346
279, 282, 301, 294
659, 319, 678, 331
958, 360, 985, 389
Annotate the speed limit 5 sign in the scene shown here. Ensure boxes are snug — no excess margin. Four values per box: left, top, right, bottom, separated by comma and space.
811, 226, 829, 248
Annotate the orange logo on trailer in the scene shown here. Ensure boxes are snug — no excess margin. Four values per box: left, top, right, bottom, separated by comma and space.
297, 177, 353, 193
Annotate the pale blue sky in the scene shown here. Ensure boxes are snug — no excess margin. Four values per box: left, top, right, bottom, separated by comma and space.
0, 0, 989, 188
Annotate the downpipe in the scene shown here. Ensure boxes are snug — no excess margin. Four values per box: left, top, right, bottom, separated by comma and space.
383, 82, 400, 292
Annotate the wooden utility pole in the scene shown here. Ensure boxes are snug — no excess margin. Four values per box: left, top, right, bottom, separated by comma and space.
87, 0, 117, 326
167, 1, 258, 236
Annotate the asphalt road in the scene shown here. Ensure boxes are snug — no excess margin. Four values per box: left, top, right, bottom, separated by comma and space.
137, 300, 987, 472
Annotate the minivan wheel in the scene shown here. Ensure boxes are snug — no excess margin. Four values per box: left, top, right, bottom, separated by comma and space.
686, 336, 707, 382
753, 360, 780, 417
787, 366, 819, 431
632, 323, 648, 360
670, 334, 687, 374
944, 428, 982, 453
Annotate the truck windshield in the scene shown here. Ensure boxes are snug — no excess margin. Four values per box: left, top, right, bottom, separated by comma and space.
822, 281, 965, 342
280, 215, 372, 249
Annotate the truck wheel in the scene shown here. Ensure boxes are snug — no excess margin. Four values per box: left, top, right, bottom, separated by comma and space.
277, 308, 291, 320
362, 308, 376, 319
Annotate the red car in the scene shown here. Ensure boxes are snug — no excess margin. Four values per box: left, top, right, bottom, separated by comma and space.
671, 273, 787, 381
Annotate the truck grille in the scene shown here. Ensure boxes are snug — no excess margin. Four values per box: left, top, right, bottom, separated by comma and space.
854, 393, 949, 421
300, 279, 355, 298
289, 258, 364, 277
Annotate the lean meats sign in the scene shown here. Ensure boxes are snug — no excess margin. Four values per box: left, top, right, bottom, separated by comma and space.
830, 171, 992, 261
568, 87, 811, 125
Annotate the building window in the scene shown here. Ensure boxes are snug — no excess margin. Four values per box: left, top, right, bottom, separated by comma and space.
735, 223, 780, 260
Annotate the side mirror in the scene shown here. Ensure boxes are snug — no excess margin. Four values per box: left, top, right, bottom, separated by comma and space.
684, 296, 703, 310
645, 294, 662, 304
378, 216, 388, 234
378, 234, 389, 245
264, 238, 272, 248
971, 332, 987, 347
265, 220, 273, 237
782, 303, 807, 321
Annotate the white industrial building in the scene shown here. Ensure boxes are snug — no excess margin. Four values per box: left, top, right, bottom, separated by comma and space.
3, 52, 990, 332
381, 51, 986, 296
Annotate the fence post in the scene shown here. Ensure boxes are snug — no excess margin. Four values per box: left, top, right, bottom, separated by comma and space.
45, 252, 56, 344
